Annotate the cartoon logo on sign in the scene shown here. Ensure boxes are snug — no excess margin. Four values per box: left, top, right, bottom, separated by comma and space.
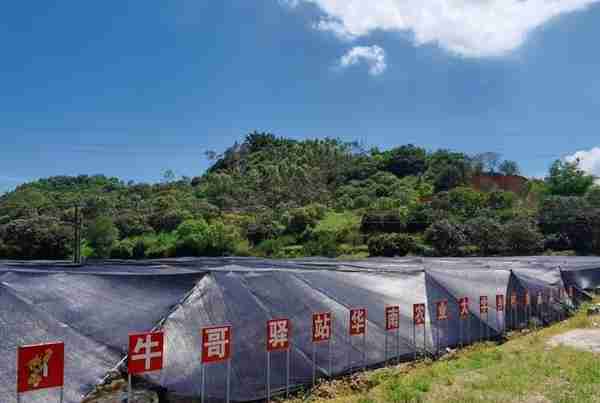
26, 349, 53, 388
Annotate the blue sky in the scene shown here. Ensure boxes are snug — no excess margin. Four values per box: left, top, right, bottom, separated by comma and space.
2, 0, 600, 193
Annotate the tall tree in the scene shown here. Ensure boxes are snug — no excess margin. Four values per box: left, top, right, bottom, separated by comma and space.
545, 159, 594, 196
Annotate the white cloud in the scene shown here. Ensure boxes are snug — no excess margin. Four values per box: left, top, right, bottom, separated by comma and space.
339, 45, 387, 75
565, 147, 600, 178
286, 0, 600, 58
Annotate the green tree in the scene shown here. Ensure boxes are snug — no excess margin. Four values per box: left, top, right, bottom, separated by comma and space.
424, 220, 466, 256
86, 216, 119, 258
545, 159, 594, 196
498, 160, 521, 176
503, 219, 544, 255
379, 144, 428, 178
585, 185, 600, 208
465, 216, 505, 255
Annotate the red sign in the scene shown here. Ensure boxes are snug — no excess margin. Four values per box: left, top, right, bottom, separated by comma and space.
480, 296, 489, 314
496, 295, 504, 312
349, 308, 367, 336
413, 303, 426, 326
459, 297, 469, 319
436, 300, 449, 321
524, 291, 530, 306
510, 292, 518, 308
201, 325, 232, 364
312, 313, 332, 343
385, 306, 400, 331
267, 319, 291, 351
17, 342, 64, 393
128, 332, 164, 375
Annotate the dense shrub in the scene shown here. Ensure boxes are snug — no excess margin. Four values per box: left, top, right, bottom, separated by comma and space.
110, 239, 134, 259
465, 216, 505, 255
361, 210, 406, 234
174, 219, 240, 257
424, 220, 466, 256
0, 215, 72, 259
86, 216, 119, 258
367, 233, 416, 257
544, 233, 571, 252
503, 219, 544, 255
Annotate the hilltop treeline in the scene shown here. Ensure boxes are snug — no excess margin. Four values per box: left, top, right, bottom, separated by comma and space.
1, 132, 599, 260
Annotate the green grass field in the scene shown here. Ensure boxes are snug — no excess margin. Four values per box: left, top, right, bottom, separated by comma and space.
284, 299, 600, 403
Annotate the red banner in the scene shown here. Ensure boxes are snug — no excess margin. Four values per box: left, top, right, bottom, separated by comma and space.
413, 303, 426, 326
385, 306, 400, 331
201, 325, 232, 364
479, 296, 489, 314
459, 297, 469, 319
349, 308, 367, 336
496, 295, 504, 312
312, 313, 332, 343
267, 319, 291, 351
17, 342, 64, 393
436, 300, 448, 321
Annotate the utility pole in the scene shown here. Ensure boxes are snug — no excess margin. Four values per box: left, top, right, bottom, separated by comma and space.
73, 205, 82, 265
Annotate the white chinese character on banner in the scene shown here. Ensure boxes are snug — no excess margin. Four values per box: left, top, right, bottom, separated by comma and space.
131, 334, 162, 371
314, 314, 331, 341
351, 310, 365, 334
386, 308, 400, 330
414, 304, 426, 324
204, 327, 229, 359
268, 320, 289, 348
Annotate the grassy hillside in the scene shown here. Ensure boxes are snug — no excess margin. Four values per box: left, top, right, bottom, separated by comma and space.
1, 132, 599, 260
284, 299, 600, 403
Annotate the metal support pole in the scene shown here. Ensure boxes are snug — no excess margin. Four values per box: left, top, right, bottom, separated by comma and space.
396, 327, 400, 365
17, 393, 21, 403
435, 318, 440, 356
385, 332, 388, 365
362, 332, 367, 371
413, 323, 416, 360
128, 373, 132, 403
266, 352, 270, 403
286, 349, 290, 398
60, 387, 64, 403
328, 339, 332, 377
226, 359, 231, 403
201, 365, 205, 403
423, 322, 427, 356
312, 343, 316, 387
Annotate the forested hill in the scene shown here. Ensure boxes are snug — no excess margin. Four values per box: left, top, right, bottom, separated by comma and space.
1, 132, 599, 260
